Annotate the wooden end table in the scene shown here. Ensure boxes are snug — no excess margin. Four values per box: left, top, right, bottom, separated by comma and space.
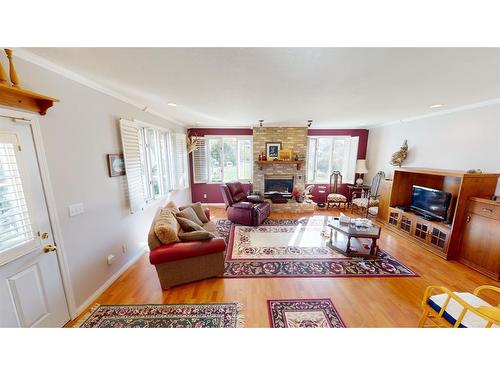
327, 218, 381, 258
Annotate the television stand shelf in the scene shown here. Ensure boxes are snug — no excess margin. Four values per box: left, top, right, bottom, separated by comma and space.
377, 168, 500, 260
387, 207, 451, 258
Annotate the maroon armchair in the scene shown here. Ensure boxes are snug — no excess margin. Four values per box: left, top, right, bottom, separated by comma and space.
220, 182, 270, 226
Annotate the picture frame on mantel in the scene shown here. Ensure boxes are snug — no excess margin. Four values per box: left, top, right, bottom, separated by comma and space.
266, 142, 282, 160
107, 154, 126, 177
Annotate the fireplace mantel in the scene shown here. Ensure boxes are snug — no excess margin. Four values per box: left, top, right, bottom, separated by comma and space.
256, 160, 304, 170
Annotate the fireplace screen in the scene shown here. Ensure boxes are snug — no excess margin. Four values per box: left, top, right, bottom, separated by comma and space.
264, 175, 294, 194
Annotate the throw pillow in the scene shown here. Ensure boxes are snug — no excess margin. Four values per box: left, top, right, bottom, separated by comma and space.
179, 202, 209, 223
178, 230, 215, 241
176, 206, 204, 226
176, 217, 205, 232
164, 201, 180, 213
154, 210, 181, 245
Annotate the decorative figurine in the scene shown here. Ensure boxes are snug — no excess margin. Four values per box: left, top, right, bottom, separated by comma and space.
390, 140, 409, 167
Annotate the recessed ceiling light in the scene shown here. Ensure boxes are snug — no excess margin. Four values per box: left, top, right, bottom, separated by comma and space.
429, 104, 443, 109
167, 103, 177, 107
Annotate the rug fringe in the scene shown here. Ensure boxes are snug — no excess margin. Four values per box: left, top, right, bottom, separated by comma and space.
73, 303, 101, 328
235, 302, 245, 328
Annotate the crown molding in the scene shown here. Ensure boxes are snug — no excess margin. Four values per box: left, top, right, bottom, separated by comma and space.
13, 48, 186, 127
369, 97, 500, 129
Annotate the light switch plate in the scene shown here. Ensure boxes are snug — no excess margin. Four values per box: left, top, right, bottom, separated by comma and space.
68, 203, 85, 217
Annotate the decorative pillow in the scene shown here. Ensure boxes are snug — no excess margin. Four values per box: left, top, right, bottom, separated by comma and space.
154, 210, 181, 245
148, 208, 164, 251
164, 201, 179, 213
178, 230, 215, 242
176, 217, 205, 232
179, 202, 209, 223
176, 206, 204, 226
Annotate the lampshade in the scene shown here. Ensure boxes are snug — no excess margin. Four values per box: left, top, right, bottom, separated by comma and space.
355, 159, 369, 174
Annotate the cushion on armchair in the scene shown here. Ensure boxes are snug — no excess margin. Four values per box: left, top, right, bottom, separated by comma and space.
247, 195, 264, 203
352, 197, 379, 208
233, 201, 254, 210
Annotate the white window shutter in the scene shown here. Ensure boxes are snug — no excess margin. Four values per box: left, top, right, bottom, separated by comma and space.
173, 133, 188, 189
192, 137, 208, 183
120, 119, 146, 213
344, 136, 359, 184
306, 137, 317, 183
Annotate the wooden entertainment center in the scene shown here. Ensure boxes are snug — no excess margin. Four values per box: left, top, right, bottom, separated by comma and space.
378, 168, 500, 266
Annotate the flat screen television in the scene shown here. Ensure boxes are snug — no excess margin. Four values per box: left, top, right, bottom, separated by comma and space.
410, 185, 452, 221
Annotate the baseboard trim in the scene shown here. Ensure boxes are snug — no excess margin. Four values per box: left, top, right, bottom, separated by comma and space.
73, 246, 148, 319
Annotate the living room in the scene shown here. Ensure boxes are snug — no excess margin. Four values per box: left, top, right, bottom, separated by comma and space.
2, 1, 500, 374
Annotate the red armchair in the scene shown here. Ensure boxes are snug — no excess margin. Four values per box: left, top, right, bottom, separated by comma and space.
220, 182, 270, 226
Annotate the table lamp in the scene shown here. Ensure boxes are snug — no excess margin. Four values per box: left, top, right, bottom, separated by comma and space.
355, 160, 368, 186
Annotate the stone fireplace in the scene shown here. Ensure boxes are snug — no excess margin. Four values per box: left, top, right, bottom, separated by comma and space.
252, 127, 308, 194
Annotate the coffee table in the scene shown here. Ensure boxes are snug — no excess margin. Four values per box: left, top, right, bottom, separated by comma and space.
327, 218, 381, 258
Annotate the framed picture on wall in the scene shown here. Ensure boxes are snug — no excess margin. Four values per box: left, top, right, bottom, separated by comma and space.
107, 154, 126, 177
266, 142, 282, 159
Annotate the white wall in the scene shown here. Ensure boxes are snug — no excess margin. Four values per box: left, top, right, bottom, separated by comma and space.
366, 103, 500, 195
10, 58, 191, 313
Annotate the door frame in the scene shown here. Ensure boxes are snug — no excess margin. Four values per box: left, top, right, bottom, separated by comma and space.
0, 107, 76, 320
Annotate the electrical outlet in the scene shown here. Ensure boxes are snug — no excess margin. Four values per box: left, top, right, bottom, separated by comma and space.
203, 193, 207, 199
68, 203, 85, 217
107, 254, 116, 265
122, 244, 128, 254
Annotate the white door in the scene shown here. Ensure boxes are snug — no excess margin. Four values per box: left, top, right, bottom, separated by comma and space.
0, 116, 69, 327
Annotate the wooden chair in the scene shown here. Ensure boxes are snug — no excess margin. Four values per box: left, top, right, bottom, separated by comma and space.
351, 171, 385, 217
418, 285, 500, 328
327, 171, 347, 210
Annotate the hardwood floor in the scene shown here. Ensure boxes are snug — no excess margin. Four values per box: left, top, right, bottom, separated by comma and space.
68, 206, 500, 327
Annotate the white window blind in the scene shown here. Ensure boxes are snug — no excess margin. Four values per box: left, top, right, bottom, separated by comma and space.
120, 119, 146, 213
172, 133, 188, 189
306, 136, 359, 184
192, 137, 208, 183
0, 136, 35, 253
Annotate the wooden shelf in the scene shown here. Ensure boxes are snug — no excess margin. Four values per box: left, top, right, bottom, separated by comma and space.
256, 160, 304, 170
0, 84, 59, 115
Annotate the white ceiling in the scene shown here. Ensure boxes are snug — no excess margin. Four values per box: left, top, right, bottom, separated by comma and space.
23, 48, 500, 128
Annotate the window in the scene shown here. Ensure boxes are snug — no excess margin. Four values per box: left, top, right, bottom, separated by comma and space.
192, 136, 252, 183
0, 136, 35, 253
306, 136, 359, 184
120, 119, 188, 213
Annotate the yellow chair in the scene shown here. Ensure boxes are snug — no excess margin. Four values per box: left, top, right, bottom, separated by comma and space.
418, 285, 500, 328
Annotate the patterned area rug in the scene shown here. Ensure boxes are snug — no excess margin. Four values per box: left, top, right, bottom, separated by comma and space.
268, 299, 346, 328
77, 303, 244, 328
217, 217, 416, 278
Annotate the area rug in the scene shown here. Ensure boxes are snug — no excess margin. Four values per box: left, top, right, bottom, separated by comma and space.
268, 299, 346, 328
216, 217, 416, 278
77, 303, 244, 328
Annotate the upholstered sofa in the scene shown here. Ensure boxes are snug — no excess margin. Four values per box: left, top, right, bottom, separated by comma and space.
220, 182, 270, 226
148, 204, 226, 289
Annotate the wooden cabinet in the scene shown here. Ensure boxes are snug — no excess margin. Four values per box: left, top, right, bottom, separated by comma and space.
388, 207, 401, 227
382, 168, 499, 260
458, 198, 500, 281
385, 207, 451, 257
